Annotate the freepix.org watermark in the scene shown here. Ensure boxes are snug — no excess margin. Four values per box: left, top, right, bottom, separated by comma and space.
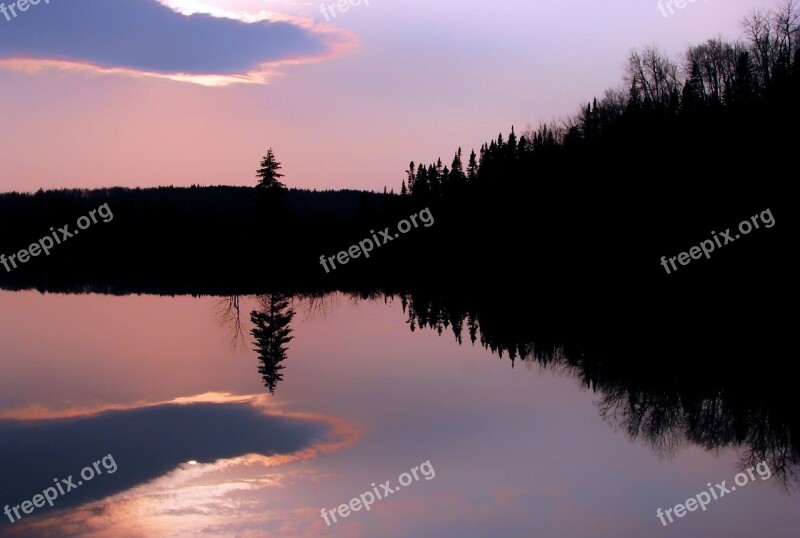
1, 0, 50, 23
656, 460, 772, 526
320, 460, 435, 526
319, 207, 434, 273
320, 0, 370, 22
657, 0, 707, 18
660, 208, 774, 275
0, 203, 114, 273
4, 454, 118, 524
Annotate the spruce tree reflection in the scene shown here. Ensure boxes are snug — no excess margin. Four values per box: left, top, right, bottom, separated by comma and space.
250, 294, 295, 394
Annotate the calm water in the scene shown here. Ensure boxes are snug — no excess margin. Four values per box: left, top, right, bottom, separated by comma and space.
0, 290, 797, 537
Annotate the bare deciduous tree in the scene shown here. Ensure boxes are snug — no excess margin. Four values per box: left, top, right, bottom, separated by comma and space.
626, 47, 681, 107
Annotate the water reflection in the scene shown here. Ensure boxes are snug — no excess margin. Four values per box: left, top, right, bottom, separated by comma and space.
399, 289, 799, 489
208, 287, 799, 490
0, 288, 795, 537
0, 399, 329, 516
250, 294, 296, 394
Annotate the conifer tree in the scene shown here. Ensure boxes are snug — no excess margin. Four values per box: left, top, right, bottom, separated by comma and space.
255, 149, 286, 192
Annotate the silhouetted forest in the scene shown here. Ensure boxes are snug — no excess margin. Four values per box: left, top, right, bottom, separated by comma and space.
404, 10, 800, 204
1, 6, 794, 298
0, 186, 404, 293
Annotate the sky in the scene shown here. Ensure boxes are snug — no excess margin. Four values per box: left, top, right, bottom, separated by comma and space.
0, 0, 783, 193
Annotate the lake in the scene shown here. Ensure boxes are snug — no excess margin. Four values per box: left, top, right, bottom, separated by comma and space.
0, 289, 797, 537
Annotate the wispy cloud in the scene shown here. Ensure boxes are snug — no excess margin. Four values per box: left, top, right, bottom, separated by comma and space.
0, 0, 355, 85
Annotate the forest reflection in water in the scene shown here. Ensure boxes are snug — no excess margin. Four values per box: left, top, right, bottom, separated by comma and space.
217, 289, 798, 490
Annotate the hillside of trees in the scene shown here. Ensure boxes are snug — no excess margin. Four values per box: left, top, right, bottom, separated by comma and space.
0, 3, 795, 311
403, 2, 799, 202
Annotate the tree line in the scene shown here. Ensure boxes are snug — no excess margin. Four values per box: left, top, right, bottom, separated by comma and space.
401, 0, 799, 201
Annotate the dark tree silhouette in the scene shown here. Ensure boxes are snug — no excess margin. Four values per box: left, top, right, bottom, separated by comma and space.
217, 295, 245, 347
401, 0, 798, 213
250, 293, 295, 393
255, 149, 286, 192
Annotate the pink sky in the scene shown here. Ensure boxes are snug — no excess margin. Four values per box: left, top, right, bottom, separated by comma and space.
0, 0, 782, 193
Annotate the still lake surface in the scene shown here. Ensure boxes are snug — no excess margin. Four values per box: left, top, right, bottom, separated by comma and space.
0, 290, 797, 537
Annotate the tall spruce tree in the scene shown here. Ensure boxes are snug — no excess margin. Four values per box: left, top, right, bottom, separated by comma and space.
255, 149, 286, 192
467, 149, 478, 183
